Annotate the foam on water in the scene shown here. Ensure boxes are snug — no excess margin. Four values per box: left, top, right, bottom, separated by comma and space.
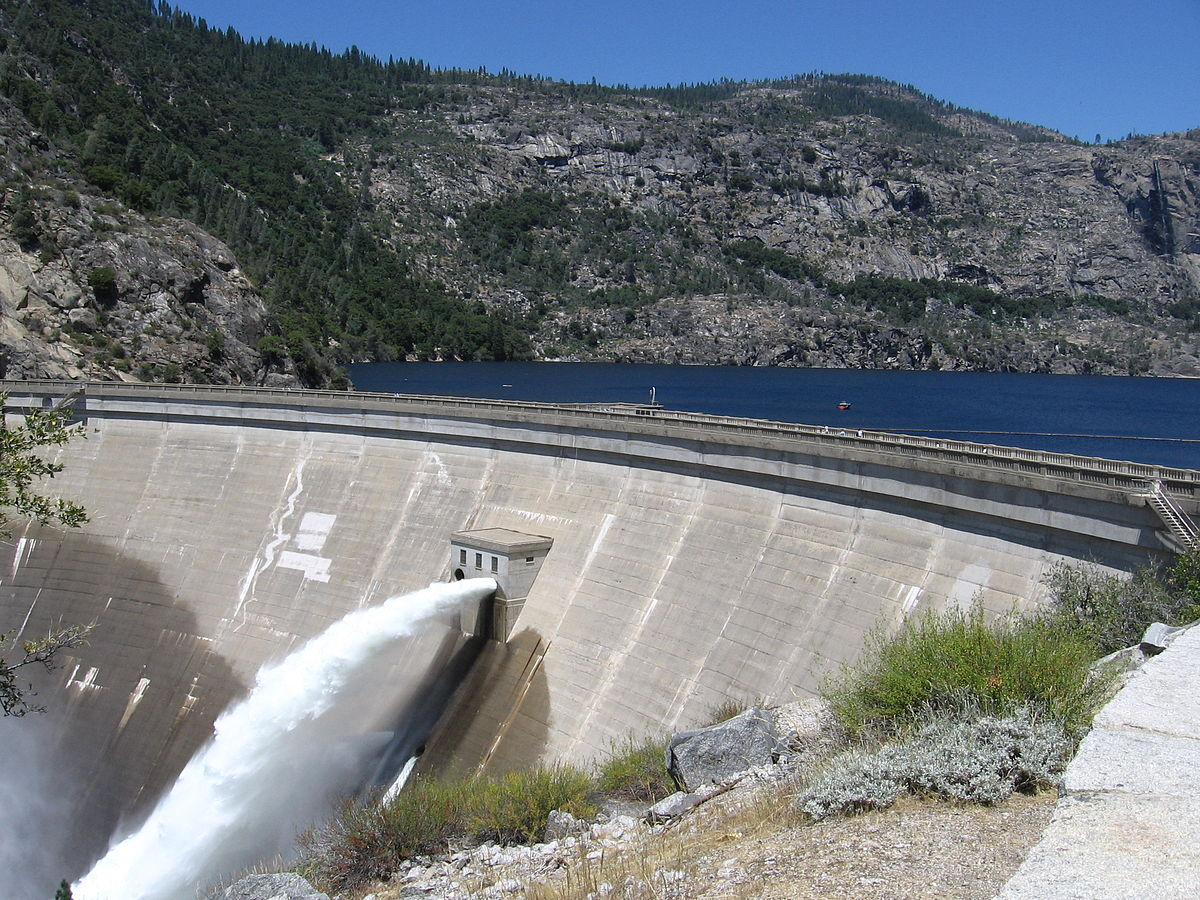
74, 578, 496, 900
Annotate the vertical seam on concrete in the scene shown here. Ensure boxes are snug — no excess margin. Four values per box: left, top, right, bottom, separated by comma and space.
575, 471, 694, 741
478, 638, 549, 773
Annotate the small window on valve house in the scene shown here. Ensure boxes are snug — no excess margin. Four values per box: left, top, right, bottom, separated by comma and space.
475, 552, 482, 569
460, 549, 467, 565
491, 556, 498, 573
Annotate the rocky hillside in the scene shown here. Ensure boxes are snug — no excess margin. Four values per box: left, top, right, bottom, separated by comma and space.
365, 81, 1200, 374
1, 1, 1198, 383
0, 99, 286, 385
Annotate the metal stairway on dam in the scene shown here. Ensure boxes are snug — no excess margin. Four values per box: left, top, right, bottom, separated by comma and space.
1144, 480, 1200, 552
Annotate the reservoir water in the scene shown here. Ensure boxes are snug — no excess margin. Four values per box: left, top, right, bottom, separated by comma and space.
348, 362, 1200, 471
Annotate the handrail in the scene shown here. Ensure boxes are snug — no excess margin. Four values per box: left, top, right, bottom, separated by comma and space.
1145, 481, 1200, 550
3, 379, 1197, 494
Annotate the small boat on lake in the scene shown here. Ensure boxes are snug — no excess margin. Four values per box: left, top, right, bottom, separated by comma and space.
836, 401, 852, 411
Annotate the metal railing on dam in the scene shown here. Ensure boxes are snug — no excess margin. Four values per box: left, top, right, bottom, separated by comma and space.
3, 378, 1197, 501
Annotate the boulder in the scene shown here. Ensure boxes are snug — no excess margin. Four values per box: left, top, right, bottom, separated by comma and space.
68, 307, 98, 332
646, 790, 705, 823
542, 809, 587, 842
665, 707, 785, 792
1140, 621, 1189, 655
772, 698, 845, 770
220, 873, 329, 900
597, 797, 654, 823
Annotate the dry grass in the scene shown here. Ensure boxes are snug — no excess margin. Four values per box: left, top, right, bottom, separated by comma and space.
524, 779, 802, 900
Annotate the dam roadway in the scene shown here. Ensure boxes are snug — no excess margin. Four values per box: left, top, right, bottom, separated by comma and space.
1, 379, 1197, 880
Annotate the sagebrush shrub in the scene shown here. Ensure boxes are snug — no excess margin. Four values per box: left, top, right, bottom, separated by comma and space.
904, 709, 1070, 803
794, 706, 1070, 821
794, 746, 905, 821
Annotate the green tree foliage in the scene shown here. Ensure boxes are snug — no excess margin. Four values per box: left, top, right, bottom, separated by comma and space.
1, 623, 92, 717
0, 0, 530, 380
7, 185, 41, 249
88, 266, 119, 307
1169, 551, 1200, 605
1, 393, 90, 717
0, 395, 88, 537
1044, 557, 1200, 655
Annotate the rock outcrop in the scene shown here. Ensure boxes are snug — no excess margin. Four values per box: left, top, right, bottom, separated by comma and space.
365, 84, 1200, 375
220, 873, 329, 900
0, 96, 293, 386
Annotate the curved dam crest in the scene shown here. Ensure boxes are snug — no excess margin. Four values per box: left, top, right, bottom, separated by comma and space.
0, 381, 1194, 885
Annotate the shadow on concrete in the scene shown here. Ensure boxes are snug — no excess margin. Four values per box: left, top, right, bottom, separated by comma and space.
365, 632, 487, 791
0, 526, 244, 893
416, 626, 552, 781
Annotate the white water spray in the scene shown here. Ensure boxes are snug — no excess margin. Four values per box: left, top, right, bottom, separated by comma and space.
74, 578, 496, 900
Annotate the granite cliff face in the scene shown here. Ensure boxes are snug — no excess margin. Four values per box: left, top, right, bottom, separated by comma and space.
0, 98, 289, 385
361, 82, 1200, 374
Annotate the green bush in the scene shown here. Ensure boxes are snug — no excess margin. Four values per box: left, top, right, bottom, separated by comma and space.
299, 766, 593, 893
1044, 560, 1200, 655
466, 766, 594, 844
88, 266, 118, 307
826, 603, 1109, 736
595, 736, 673, 803
1168, 550, 1200, 608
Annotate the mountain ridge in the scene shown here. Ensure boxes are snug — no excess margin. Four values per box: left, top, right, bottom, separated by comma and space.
1, 0, 1198, 383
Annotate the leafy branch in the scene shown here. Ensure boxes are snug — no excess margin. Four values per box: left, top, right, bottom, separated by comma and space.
0, 622, 94, 717
0, 394, 89, 538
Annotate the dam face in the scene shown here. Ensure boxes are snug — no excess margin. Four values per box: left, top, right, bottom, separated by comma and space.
0, 381, 1194, 882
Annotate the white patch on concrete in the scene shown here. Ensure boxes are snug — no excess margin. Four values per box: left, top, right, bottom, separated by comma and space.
178, 675, 202, 719
901, 585, 922, 616
68, 666, 100, 691
581, 514, 616, 573
116, 677, 152, 732
10, 536, 33, 580
277, 551, 332, 583
15, 587, 43, 637
486, 505, 575, 526
294, 512, 337, 551
428, 451, 453, 487
950, 563, 991, 609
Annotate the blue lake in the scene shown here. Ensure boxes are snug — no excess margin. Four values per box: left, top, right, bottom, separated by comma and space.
348, 362, 1200, 470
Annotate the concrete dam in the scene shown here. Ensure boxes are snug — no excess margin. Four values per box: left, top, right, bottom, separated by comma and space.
1, 379, 1197, 887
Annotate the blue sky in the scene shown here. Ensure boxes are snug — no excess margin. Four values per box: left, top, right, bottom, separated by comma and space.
178, 0, 1198, 142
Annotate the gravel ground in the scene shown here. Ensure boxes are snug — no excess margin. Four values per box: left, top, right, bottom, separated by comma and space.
683, 791, 1056, 900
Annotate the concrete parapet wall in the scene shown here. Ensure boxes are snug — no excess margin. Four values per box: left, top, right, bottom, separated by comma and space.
0, 381, 1188, 864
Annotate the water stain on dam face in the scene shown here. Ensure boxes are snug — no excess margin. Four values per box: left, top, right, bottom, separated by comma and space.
0, 526, 244, 893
